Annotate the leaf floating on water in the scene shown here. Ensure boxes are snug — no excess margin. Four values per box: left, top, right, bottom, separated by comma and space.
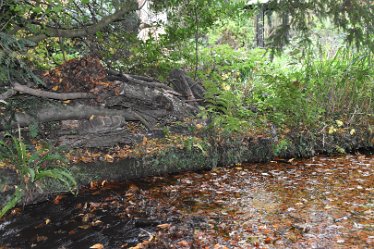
177, 240, 190, 247
213, 244, 229, 249
157, 223, 171, 229
36, 235, 48, 242
79, 225, 91, 230
90, 243, 104, 249
264, 237, 272, 244
129, 235, 154, 249
337, 238, 345, 244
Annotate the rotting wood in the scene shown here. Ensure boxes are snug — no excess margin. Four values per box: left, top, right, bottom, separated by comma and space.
0, 104, 152, 131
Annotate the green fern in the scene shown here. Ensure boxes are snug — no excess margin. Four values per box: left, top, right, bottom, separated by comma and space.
0, 133, 76, 218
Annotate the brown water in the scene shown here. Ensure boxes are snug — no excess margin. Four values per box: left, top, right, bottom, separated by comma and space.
0, 154, 373, 249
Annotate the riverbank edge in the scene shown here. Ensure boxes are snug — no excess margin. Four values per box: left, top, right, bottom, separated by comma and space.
0, 126, 373, 209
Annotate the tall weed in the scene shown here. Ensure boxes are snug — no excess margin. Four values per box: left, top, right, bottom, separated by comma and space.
248, 48, 373, 127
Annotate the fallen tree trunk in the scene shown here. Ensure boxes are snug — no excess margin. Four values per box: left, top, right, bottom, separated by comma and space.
0, 104, 152, 131
0, 126, 372, 209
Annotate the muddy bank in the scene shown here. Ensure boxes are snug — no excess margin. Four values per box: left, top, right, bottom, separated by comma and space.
0, 126, 373, 208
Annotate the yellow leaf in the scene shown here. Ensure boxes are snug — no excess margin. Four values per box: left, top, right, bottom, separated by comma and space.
221, 83, 231, 91
45, 218, 51, 225
104, 154, 114, 162
350, 129, 356, 135
328, 126, 336, 134
89, 115, 96, 120
195, 123, 204, 130
335, 120, 344, 127
51, 85, 59, 91
90, 243, 104, 249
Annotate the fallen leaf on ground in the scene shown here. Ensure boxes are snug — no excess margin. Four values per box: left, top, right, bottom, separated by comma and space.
90, 243, 104, 249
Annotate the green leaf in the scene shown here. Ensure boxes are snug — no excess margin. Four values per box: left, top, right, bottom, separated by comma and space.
0, 186, 23, 218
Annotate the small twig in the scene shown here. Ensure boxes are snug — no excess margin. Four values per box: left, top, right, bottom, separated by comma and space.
184, 99, 203, 102
164, 90, 182, 96
12, 83, 94, 100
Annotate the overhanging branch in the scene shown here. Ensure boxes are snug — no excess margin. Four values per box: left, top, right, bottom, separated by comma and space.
27, 1, 139, 44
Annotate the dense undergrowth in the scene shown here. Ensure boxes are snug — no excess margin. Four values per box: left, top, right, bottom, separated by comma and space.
107, 10, 373, 133
193, 25, 373, 134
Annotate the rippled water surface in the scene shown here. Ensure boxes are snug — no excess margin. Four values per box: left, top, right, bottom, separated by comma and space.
0, 154, 373, 248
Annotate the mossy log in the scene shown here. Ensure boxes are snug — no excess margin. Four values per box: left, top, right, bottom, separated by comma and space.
0, 127, 372, 209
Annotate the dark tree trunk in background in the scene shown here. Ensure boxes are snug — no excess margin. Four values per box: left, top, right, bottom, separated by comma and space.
256, 7, 265, 47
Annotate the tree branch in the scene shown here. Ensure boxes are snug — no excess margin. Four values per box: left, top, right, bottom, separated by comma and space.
13, 83, 94, 100
26, 1, 139, 44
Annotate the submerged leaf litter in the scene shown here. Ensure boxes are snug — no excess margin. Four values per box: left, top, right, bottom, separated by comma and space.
0, 154, 373, 248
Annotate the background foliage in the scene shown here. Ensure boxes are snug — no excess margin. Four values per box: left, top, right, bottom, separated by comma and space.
0, 0, 373, 128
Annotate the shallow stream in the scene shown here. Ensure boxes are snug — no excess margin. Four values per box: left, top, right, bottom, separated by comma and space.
0, 154, 373, 248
